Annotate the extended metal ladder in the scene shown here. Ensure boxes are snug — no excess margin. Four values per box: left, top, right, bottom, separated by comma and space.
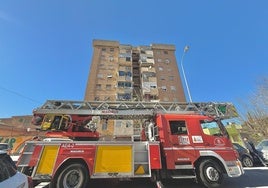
33, 100, 238, 119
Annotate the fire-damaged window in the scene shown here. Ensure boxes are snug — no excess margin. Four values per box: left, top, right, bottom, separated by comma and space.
169, 120, 188, 135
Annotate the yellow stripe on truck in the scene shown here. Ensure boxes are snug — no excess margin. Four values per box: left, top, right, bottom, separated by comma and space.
36, 145, 59, 175
94, 145, 132, 173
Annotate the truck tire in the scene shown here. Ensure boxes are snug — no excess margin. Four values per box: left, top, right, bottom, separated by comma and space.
196, 159, 223, 188
52, 163, 89, 188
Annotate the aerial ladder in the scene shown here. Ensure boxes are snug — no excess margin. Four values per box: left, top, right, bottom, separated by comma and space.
31, 100, 238, 141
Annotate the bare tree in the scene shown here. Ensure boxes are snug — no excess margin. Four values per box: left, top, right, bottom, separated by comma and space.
240, 77, 268, 142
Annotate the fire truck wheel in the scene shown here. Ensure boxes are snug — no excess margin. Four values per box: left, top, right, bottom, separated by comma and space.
197, 159, 223, 188
52, 163, 89, 188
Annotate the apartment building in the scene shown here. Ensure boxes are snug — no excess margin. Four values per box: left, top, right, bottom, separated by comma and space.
84, 39, 186, 103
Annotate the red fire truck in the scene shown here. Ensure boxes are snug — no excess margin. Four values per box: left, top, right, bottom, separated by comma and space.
17, 100, 244, 188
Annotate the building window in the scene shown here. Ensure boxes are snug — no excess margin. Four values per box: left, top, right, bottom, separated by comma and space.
150, 84, 157, 89
117, 93, 131, 100
140, 50, 145, 54
161, 86, 167, 91
165, 59, 170, 64
94, 96, 100, 101
171, 86, 176, 91
109, 56, 114, 62
110, 48, 114, 52
118, 82, 132, 88
163, 97, 169, 102
117, 71, 131, 77
97, 74, 103, 78
164, 50, 168, 54
142, 74, 148, 82
126, 71, 132, 77
158, 66, 163, 71
118, 82, 124, 88
98, 63, 105, 69
96, 84, 101, 90
106, 84, 112, 90
160, 76, 165, 80
125, 82, 132, 87
102, 48, 106, 52
119, 71, 125, 76
157, 58, 162, 63
107, 65, 114, 70
169, 76, 174, 81
141, 56, 146, 62
126, 57, 131, 61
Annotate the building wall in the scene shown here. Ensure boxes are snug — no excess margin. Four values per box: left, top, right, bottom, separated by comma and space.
84, 39, 186, 102
0, 116, 44, 154
151, 44, 186, 102
84, 40, 120, 101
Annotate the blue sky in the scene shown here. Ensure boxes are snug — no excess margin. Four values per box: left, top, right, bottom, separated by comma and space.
0, 0, 267, 118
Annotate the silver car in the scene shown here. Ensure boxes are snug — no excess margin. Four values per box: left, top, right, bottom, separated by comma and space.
256, 139, 268, 163
0, 143, 10, 152
0, 150, 33, 188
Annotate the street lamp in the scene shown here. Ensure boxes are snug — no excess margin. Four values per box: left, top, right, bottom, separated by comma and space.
180, 45, 193, 103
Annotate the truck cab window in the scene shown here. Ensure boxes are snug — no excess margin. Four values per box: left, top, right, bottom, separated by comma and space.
200, 119, 224, 136
169, 120, 187, 135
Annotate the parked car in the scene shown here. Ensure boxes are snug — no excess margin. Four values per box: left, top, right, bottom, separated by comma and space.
0, 143, 11, 152
233, 143, 254, 167
0, 150, 33, 188
256, 139, 268, 163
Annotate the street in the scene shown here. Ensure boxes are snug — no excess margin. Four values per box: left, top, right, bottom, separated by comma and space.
35, 167, 268, 188
87, 167, 268, 188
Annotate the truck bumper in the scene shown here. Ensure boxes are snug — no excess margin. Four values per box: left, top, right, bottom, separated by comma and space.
225, 160, 244, 177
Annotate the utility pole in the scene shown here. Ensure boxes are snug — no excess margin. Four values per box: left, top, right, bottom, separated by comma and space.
180, 45, 192, 102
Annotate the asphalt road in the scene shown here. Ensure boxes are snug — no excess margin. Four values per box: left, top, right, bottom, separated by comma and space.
35, 167, 268, 188
88, 167, 268, 188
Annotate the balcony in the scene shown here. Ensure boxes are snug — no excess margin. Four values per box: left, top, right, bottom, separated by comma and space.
139, 55, 155, 66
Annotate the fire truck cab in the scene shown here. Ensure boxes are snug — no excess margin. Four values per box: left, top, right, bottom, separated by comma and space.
17, 100, 244, 188
156, 113, 241, 187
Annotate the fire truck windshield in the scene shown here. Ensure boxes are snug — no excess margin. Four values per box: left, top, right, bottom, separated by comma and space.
200, 119, 228, 137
